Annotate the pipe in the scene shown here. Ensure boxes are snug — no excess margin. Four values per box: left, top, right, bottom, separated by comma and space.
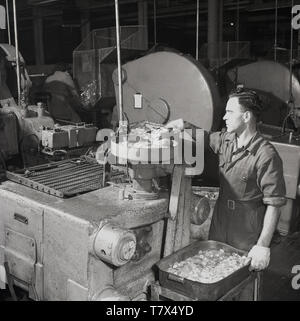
274, 0, 278, 61
196, 0, 199, 60
207, 0, 220, 68
5, 0, 11, 45
12, 0, 21, 106
289, 0, 294, 105
153, 0, 157, 45
219, 0, 223, 64
236, 0, 240, 42
114, 0, 123, 124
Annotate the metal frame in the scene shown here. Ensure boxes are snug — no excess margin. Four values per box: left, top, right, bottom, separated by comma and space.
150, 272, 260, 301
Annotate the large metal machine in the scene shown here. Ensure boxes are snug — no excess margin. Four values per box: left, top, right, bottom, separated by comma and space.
1, 36, 300, 300
0, 48, 220, 301
0, 43, 99, 169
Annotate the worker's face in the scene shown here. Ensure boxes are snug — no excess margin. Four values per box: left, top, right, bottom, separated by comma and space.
223, 97, 246, 134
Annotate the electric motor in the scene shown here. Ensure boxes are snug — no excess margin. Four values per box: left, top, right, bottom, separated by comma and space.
91, 222, 137, 267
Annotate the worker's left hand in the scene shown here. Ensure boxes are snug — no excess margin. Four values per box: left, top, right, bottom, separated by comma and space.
165, 119, 184, 130
247, 245, 270, 271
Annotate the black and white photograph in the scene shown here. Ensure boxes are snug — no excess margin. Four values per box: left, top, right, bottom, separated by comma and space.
0, 0, 299, 307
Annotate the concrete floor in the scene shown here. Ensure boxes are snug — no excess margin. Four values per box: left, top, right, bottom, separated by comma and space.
261, 231, 300, 301
1, 231, 300, 301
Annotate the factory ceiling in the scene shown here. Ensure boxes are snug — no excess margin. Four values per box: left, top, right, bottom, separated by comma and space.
10, 0, 300, 21
2, 0, 300, 65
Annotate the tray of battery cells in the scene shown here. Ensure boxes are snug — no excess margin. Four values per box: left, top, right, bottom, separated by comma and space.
156, 240, 251, 301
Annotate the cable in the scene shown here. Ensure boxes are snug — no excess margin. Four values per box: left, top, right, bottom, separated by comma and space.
274, 0, 278, 61
289, 0, 295, 106
153, 0, 157, 45
196, 0, 200, 61
236, 0, 240, 42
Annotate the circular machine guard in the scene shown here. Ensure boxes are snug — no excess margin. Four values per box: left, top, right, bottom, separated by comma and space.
114, 51, 223, 131
228, 60, 300, 109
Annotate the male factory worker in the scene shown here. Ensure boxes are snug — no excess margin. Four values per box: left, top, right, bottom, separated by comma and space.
43, 63, 84, 123
208, 86, 286, 274
166, 86, 286, 299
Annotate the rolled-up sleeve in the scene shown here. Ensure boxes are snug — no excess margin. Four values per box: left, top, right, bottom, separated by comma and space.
257, 145, 287, 207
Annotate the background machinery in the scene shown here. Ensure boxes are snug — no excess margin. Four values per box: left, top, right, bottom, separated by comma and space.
0, 47, 218, 301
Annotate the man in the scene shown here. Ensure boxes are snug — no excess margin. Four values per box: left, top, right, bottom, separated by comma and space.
43, 63, 84, 123
166, 86, 286, 299
208, 86, 286, 274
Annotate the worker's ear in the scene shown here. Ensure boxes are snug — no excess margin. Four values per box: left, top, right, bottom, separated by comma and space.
243, 110, 252, 123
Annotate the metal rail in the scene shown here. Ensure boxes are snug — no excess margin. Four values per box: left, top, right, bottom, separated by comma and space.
114, 0, 123, 124
6, 159, 125, 198
12, 0, 21, 106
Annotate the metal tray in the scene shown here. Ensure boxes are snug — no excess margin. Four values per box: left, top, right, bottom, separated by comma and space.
156, 240, 251, 301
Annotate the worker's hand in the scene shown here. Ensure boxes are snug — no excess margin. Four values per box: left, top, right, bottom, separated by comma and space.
165, 119, 184, 130
247, 245, 270, 271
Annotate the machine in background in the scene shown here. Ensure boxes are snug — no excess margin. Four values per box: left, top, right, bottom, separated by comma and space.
0, 50, 216, 301
0, 43, 99, 171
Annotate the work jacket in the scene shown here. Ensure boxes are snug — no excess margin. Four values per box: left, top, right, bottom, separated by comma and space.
208, 131, 286, 251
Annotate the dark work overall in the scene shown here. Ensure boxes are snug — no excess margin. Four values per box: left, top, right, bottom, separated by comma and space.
208, 131, 285, 252
207, 131, 286, 300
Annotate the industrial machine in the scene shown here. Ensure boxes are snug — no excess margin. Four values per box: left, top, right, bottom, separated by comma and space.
0, 42, 99, 170
1, 37, 299, 300
0, 49, 220, 301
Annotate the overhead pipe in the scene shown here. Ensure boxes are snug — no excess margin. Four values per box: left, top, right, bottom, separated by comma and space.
236, 0, 240, 42
274, 0, 278, 61
5, 0, 11, 45
289, 0, 294, 105
153, 0, 157, 45
207, 0, 220, 68
12, 0, 21, 106
114, 0, 124, 125
219, 0, 223, 65
196, 0, 199, 60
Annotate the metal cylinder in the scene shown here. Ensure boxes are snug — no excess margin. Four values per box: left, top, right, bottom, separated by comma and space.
12, 0, 21, 106
5, 0, 11, 45
114, 0, 123, 123
91, 222, 136, 267
190, 195, 210, 225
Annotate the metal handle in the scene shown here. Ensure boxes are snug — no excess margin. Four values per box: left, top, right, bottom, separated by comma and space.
14, 213, 28, 225
167, 273, 184, 284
